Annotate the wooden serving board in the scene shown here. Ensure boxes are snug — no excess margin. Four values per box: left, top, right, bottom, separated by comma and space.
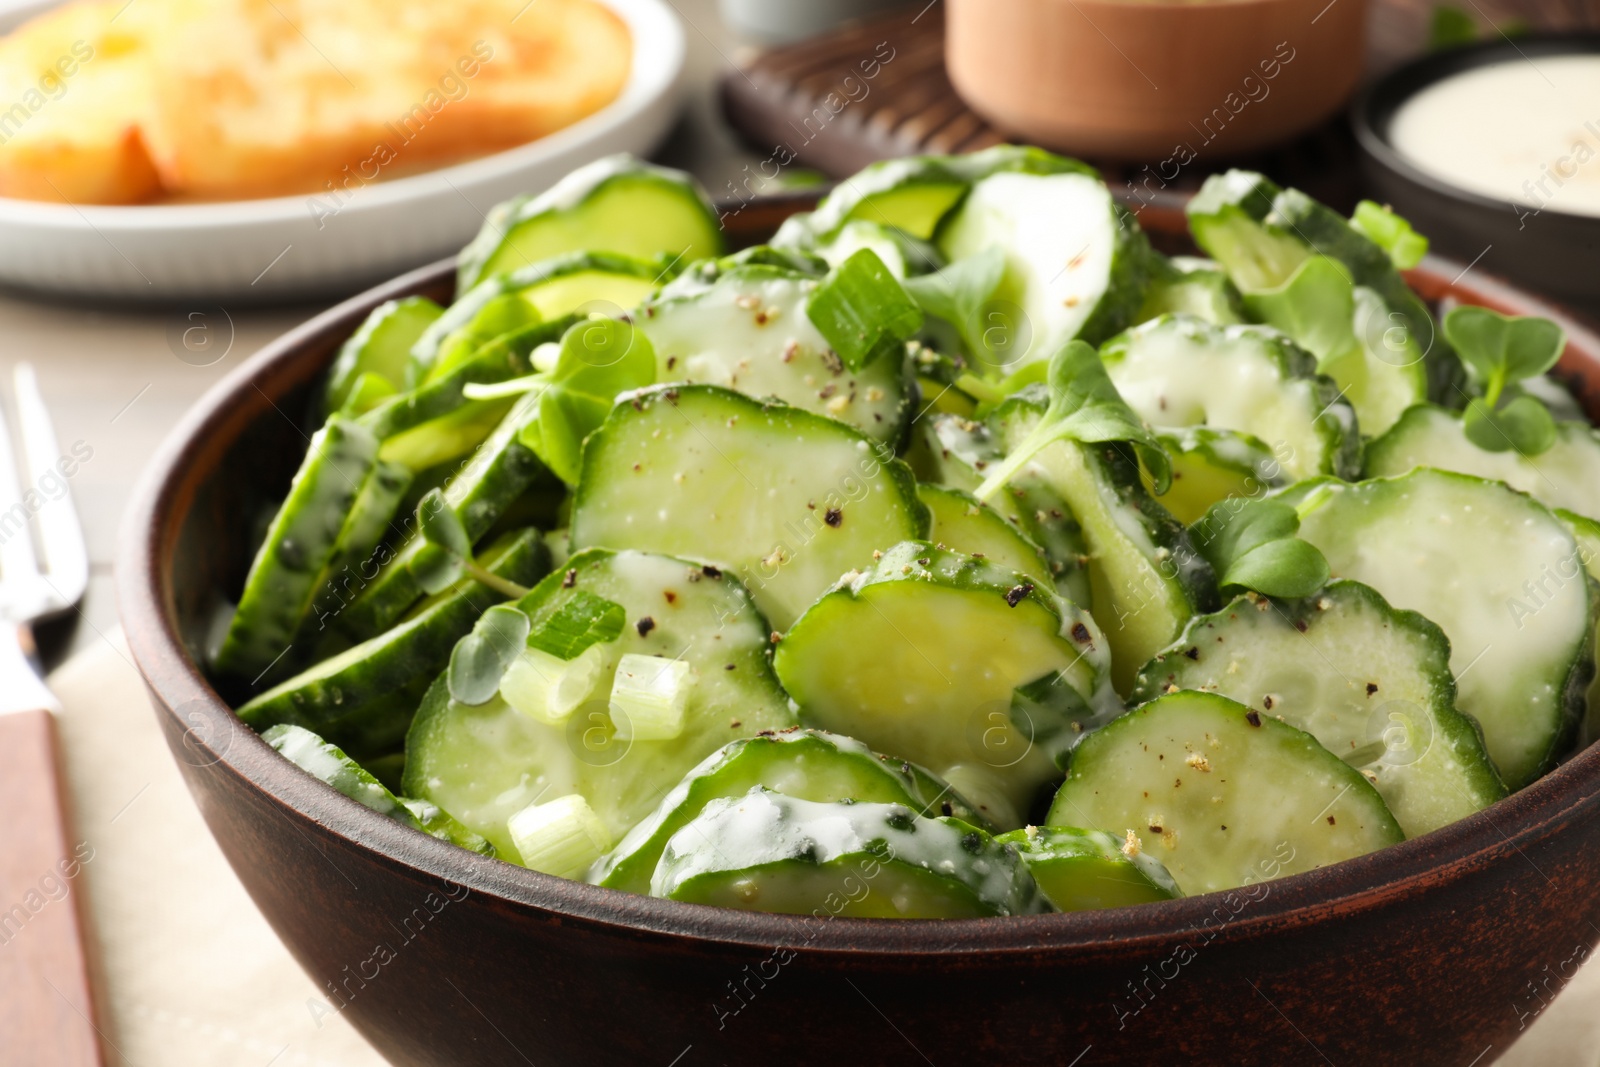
718, 0, 1600, 211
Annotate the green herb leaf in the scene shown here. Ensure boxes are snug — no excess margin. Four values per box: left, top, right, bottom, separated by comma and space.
1241, 256, 1358, 365
417, 488, 470, 557
1428, 5, 1478, 50
411, 489, 470, 594
1350, 201, 1429, 269
1445, 306, 1564, 387
526, 590, 627, 660
1192, 497, 1330, 598
805, 248, 924, 372
448, 604, 532, 706
515, 317, 656, 485
973, 340, 1172, 501
1463, 389, 1559, 454
902, 247, 1020, 372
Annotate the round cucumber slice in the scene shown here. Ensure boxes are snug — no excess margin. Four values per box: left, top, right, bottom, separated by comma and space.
324, 296, 443, 413
1100, 315, 1360, 480
1283, 469, 1593, 789
919, 412, 1094, 611
774, 540, 1119, 829
404, 548, 796, 863
594, 728, 986, 893
807, 157, 969, 240
987, 394, 1217, 694
651, 788, 1045, 918
917, 484, 1054, 592
1131, 581, 1507, 837
1135, 255, 1244, 327
994, 825, 1181, 911
638, 264, 911, 443
1147, 426, 1288, 526
570, 384, 929, 630
937, 169, 1152, 368
1364, 403, 1600, 522
1049, 690, 1404, 896
808, 218, 941, 278
457, 155, 721, 292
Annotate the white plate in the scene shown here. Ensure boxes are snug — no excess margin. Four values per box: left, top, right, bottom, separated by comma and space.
0, 0, 685, 302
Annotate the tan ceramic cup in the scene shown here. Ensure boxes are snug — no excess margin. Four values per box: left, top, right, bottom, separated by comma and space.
946, 0, 1370, 161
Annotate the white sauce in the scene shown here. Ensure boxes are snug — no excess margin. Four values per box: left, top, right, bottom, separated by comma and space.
1390, 56, 1600, 215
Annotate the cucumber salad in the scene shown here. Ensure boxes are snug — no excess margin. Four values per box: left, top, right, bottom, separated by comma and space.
216, 148, 1600, 919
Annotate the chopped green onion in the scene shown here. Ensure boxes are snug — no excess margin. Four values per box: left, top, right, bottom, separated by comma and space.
500, 644, 607, 725
609, 653, 694, 741
506, 794, 611, 878
462, 374, 549, 401
804, 248, 924, 372
526, 590, 627, 660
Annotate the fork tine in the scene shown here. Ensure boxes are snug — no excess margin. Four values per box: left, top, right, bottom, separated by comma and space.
0, 377, 41, 598
13, 364, 87, 606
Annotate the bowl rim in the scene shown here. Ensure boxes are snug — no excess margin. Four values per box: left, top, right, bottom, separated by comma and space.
118, 238, 1600, 959
1351, 32, 1600, 227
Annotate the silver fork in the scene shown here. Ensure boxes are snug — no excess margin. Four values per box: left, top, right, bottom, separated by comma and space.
0, 363, 102, 1067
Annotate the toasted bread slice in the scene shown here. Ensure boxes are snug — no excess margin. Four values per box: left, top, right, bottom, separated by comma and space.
141, 0, 632, 201
0, 0, 161, 204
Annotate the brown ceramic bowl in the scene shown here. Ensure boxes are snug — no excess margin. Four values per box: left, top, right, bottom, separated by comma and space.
120, 191, 1600, 1067
946, 0, 1370, 161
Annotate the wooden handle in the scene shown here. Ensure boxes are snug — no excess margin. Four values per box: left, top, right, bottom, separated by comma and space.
0, 709, 104, 1066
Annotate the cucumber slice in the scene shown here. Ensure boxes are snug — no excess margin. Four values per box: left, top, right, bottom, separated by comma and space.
358, 317, 570, 465
937, 169, 1152, 368
324, 297, 443, 413
1149, 427, 1288, 526
1131, 581, 1507, 837
1135, 256, 1244, 327
638, 265, 911, 444
212, 417, 380, 682
1049, 690, 1404, 895
457, 155, 721, 293
774, 540, 1118, 829
1100, 316, 1359, 480
240, 530, 549, 747
994, 825, 1181, 911
336, 392, 549, 645
1283, 469, 1594, 788
594, 728, 985, 893
808, 219, 941, 278
1187, 171, 1449, 397
1559, 510, 1600, 745
807, 157, 969, 240
414, 253, 665, 386
919, 413, 1093, 610
917, 484, 1054, 591
298, 457, 412, 645
988, 394, 1217, 694
569, 385, 928, 630
404, 549, 796, 861
1363, 403, 1600, 521
262, 724, 492, 855
651, 788, 1045, 917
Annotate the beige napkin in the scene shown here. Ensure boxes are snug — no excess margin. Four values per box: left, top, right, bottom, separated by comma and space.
50, 630, 385, 1067
45, 630, 1600, 1066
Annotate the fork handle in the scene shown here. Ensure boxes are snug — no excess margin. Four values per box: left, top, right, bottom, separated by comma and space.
0, 709, 104, 1066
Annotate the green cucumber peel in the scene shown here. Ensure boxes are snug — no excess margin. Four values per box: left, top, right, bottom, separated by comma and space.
973, 339, 1171, 502
804, 247, 924, 372
1444, 306, 1564, 454
447, 603, 531, 706
1350, 201, 1428, 269
1191, 496, 1330, 598
524, 589, 625, 660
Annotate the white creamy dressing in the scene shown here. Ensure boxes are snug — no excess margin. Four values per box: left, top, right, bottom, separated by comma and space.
1390, 56, 1600, 214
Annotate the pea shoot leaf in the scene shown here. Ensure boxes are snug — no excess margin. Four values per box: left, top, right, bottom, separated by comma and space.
973, 339, 1172, 502
1444, 306, 1564, 455
448, 604, 532, 706
1192, 497, 1330, 598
